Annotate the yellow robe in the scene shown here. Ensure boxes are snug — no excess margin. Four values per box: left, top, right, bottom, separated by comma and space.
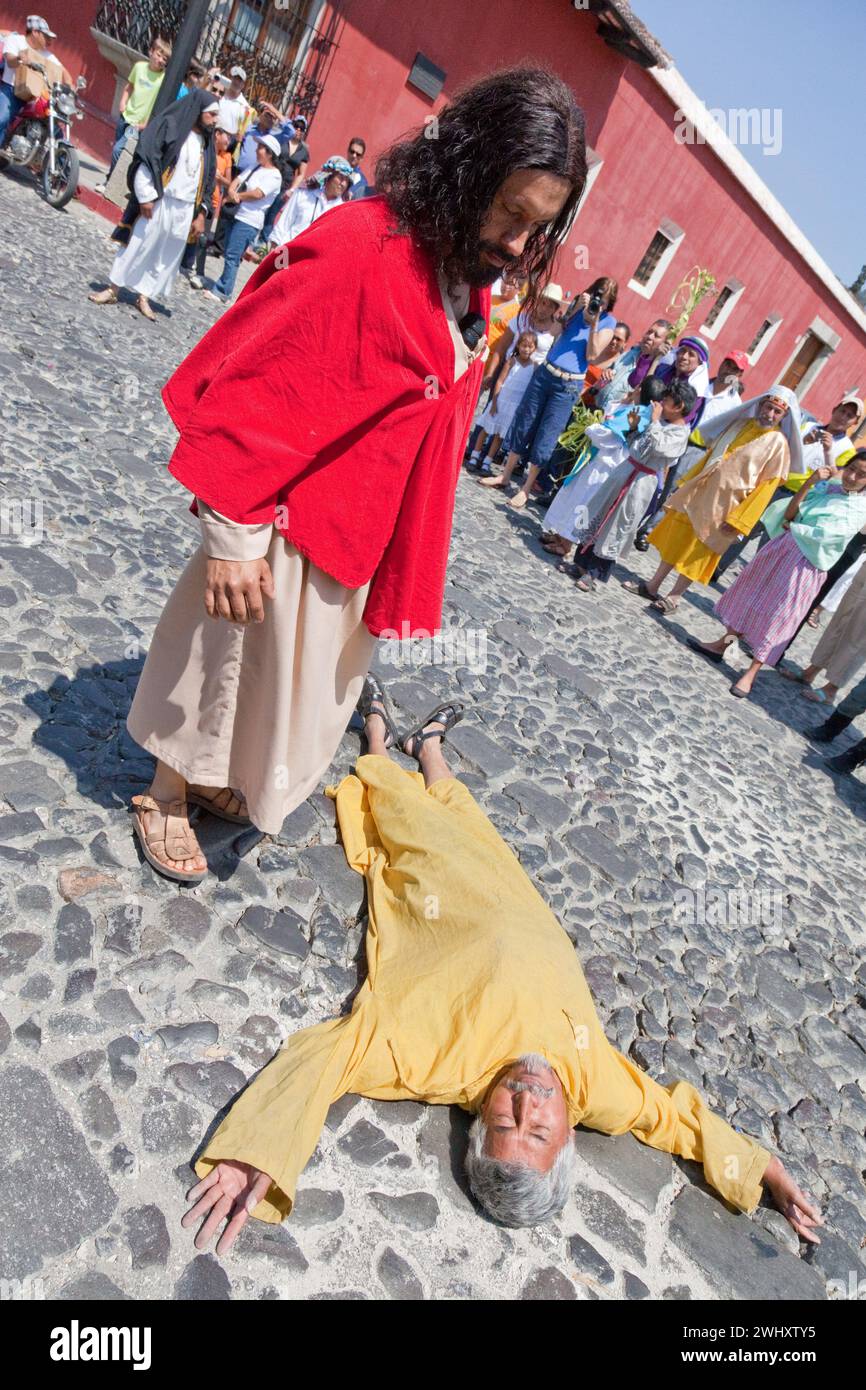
650, 419, 784, 583
194, 757, 771, 1222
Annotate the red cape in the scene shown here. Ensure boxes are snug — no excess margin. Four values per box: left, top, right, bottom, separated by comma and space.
162, 196, 489, 636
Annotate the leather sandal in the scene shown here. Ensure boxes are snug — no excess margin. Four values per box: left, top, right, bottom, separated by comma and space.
402, 701, 465, 760
652, 595, 680, 614
129, 793, 207, 883
88, 286, 118, 305
622, 578, 656, 599
136, 295, 157, 321
356, 674, 401, 749
187, 784, 251, 824
686, 635, 735, 665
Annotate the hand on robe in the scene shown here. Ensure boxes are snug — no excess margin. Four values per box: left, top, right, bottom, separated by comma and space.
204, 557, 275, 624
139, 201, 155, 220
761, 1156, 823, 1244
182, 1160, 273, 1254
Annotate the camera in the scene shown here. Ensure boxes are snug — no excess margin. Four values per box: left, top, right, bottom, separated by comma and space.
587, 293, 603, 316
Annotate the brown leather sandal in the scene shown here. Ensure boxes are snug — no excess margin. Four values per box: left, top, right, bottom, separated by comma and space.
129, 793, 208, 883
187, 784, 251, 824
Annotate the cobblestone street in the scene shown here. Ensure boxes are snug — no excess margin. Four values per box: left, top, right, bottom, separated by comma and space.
0, 176, 864, 1302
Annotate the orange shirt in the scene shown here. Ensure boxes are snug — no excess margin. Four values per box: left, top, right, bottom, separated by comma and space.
488, 297, 522, 350
212, 150, 233, 216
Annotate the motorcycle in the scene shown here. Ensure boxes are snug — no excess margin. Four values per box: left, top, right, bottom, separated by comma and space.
0, 66, 87, 209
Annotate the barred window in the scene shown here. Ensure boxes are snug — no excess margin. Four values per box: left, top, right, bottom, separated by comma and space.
703, 285, 733, 330
633, 230, 673, 287
748, 319, 774, 355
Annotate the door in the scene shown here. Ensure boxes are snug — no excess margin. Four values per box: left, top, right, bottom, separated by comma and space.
780, 331, 825, 391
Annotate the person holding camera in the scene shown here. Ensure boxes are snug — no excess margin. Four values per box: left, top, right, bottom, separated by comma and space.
479, 274, 618, 508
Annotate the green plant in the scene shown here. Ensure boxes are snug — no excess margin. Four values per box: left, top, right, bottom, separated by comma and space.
666, 266, 717, 340
556, 401, 604, 480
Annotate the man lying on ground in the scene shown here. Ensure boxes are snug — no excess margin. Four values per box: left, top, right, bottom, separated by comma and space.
183, 684, 822, 1252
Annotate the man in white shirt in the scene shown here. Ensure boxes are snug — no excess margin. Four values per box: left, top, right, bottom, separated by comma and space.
0, 14, 69, 146
216, 66, 251, 144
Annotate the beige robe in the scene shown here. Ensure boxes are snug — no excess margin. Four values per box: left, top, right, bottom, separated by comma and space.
811, 560, 866, 689
127, 271, 477, 835
666, 420, 790, 554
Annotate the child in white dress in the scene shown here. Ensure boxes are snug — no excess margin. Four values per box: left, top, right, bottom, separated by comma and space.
466, 331, 537, 474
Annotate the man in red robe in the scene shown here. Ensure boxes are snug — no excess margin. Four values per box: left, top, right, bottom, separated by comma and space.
125, 66, 589, 883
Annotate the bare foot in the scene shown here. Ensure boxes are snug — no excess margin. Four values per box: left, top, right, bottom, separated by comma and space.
479, 475, 505, 488
508, 490, 529, 509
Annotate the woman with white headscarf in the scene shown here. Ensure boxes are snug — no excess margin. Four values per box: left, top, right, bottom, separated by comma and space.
688, 450, 866, 698
623, 384, 802, 613
268, 155, 353, 249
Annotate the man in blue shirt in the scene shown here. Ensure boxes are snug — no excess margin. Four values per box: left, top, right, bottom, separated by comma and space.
481, 275, 618, 509
235, 103, 295, 175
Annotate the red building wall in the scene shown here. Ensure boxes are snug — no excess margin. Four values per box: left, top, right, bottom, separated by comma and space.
308, 0, 866, 417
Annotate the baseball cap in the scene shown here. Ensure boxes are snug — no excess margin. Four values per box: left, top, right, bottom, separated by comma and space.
725, 350, 749, 372
292, 114, 308, 130
542, 282, 564, 304
27, 14, 56, 37
256, 133, 282, 158
229, 65, 247, 81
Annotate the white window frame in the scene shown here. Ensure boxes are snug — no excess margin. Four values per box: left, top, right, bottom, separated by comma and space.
574, 145, 603, 219
746, 313, 783, 365
700, 278, 745, 340
628, 218, 685, 299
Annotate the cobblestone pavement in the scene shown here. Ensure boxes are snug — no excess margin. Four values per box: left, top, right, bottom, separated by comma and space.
0, 175, 864, 1304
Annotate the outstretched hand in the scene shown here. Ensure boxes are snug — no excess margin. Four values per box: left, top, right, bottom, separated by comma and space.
182, 1160, 273, 1255
762, 1156, 823, 1244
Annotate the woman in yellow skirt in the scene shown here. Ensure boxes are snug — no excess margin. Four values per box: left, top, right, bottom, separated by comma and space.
622, 386, 802, 613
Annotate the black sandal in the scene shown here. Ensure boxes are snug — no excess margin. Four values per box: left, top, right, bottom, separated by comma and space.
357, 674, 401, 749
622, 579, 655, 599
685, 636, 730, 665
402, 701, 465, 759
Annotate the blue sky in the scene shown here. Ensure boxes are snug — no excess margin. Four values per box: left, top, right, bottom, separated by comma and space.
634, 0, 863, 285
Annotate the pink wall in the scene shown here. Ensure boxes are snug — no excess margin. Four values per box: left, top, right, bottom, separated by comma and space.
309, 0, 865, 417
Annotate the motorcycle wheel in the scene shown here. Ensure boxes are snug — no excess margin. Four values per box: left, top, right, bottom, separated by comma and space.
41, 144, 79, 210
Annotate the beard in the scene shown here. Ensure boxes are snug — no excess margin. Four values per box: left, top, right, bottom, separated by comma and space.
456, 240, 520, 288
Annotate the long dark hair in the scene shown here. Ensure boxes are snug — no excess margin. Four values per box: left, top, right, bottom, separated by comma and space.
375, 66, 587, 315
